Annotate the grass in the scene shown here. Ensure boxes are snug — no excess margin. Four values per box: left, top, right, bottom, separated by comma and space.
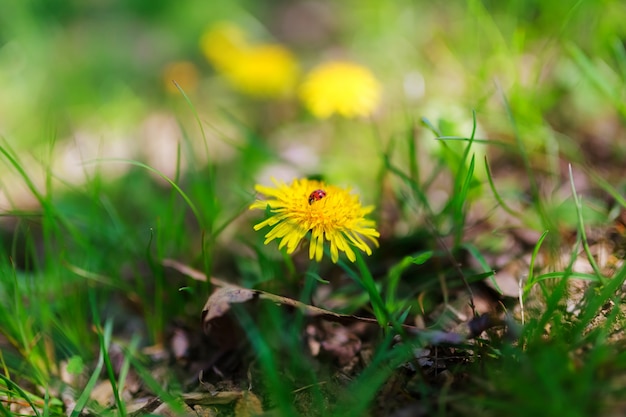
2, 0, 626, 416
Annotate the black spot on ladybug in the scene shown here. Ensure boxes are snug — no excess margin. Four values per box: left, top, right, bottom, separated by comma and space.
308, 189, 327, 205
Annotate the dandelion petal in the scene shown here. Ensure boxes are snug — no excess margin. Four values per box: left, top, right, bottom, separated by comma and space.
249, 178, 379, 263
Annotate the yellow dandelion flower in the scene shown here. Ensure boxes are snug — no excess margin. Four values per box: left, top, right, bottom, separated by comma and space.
299, 61, 382, 119
250, 178, 380, 263
200, 22, 299, 98
222, 44, 300, 98
200, 22, 249, 70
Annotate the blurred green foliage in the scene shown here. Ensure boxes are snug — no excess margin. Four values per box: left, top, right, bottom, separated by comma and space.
3, 0, 625, 147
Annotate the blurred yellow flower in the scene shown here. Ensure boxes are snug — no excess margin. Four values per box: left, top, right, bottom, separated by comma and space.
250, 178, 379, 263
200, 23, 299, 98
222, 44, 299, 98
200, 22, 248, 70
299, 61, 382, 118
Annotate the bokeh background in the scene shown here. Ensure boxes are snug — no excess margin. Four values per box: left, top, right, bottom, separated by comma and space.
4, 0, 625, 209
3, 3, 626, 415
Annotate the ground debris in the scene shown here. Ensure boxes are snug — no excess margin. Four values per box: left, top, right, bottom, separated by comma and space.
233, 391, 264, 417
182, 390, 243, 406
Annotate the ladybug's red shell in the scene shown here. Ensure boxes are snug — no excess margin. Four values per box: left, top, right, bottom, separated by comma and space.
308, 189, 327, 205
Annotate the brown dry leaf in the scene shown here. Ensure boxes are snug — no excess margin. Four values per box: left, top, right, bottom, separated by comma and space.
162, 258, 230, 286
165, 258, 371, 327
321, 326, 361, 367
234, 391, 264, 417
90, 379, 114, 406
487, 258, 525, 297
182, 391, 243, 405
257, 291, 379, 325
193, 404, 219, 417
201, 282, 381, 334
153, 399, 196, 417
306, 322, 362, 366
203, 286, 256, 323
167, 259, 499, 346
170, 327, 190, 361
127, 397, 162, 416
202, 285, 255, 351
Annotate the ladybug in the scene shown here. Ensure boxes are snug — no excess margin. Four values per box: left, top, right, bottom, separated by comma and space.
308, 189, 327, 205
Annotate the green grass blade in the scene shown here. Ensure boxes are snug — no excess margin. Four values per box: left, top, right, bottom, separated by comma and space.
567, 43, 626, 117
434, 136, 515, 150
573, 263, 626, 339
453, 153, 475, 247
497, 85, 551, 234
462, 242, 501, 294
385, 252, 433, 309
568, 164, 604, 281
523, 229, 550, 296
420, 116, 442, 137
232, 308, 297, 417
587, 168, 626, 210
99, 320, 125, 416
0, 400, 13, 417
117, 336, 140, 410
172, 80, 210, 162
484, 156, 523, 217
0, 374, 42, 417
85, 158, 205, 231
532, 271, 604, 283
125, 354, 185, 415
612, 36, 626, 82
70, 346, 105, 417
383, 154, 432, 213
332, 336, 412, 417
354, 252, 390, 328
407, 128, 419, 185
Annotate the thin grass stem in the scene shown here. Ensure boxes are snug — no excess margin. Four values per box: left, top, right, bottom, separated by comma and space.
568, 164, 604, 282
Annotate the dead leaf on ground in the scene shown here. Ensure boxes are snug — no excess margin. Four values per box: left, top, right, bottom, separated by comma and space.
306, 322, 362, 366
234, 391, 264, 417
182, 390, 243, 405
203, 286, 256, 324
165, 259, 504, 349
